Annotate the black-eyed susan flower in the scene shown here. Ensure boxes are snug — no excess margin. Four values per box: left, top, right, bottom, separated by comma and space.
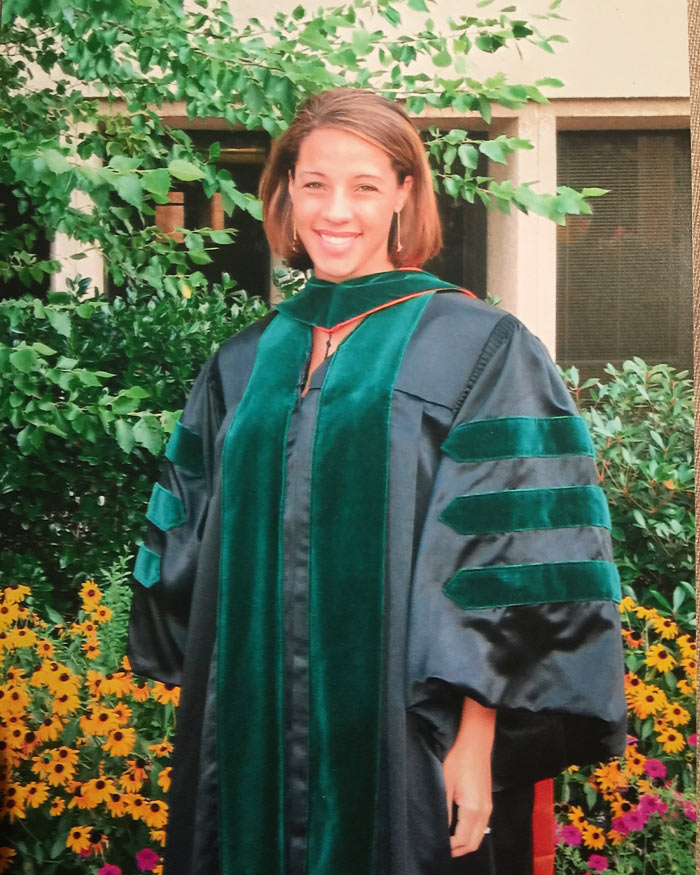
129, 679, 150, 702
84, 776, 117, 807
631, 685, 668, 719
657, 727, 686, 754
157, 766, 171, 793
609, 795, 635, 819
24, 781, 49, 808
677, 635, 696, 658
101, 672, 132, 698
635, 606, 657, 621
67, 783, 92, 810
664, 703, 691, 726
106, 791, 128, 817
645, 643, 677, 673
80, 706, 121, 737
36, 715, 63, 743
120, 758, 149, 792
618, 596, 636, 613
581, 822, 606, 850
142, 798, 169, 829
92, 605, 113, 624
36, 639, 54, 659
50, 797, 65, 816
150, 829, 167, 847
0, 602, 20, 630
682, 657, 696, 681
7, 627, 38, 648
152, 682, 180, 706
650, 615, 679, 639
124, 792, 147, 820
79, 580, 102, 611
51, 691, 81, 716
2, 786, 27, 821
103, 726, 136, 758
594, 761, 627, 795
624, 748, 646, 776
83, 641, 101, 660
567, 805, 586, 827
621, 629, 643, 649
66, 825, 92, 854
149, 739, 174, 758
112, 703, 133, 725
677, 678, 694, 697
0, 847, 16, 873
3, 584, 31, 605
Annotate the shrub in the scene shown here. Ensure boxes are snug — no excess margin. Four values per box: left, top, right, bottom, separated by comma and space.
562, 359, 694, 614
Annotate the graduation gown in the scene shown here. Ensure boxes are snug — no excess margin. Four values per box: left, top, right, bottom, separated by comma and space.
127, 269, 626, 875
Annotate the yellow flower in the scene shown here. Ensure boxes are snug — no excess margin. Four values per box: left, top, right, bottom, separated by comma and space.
618, 596, 636, 613
157, 766, 172, 793
610, 794, 635, 818
631, 685, 668, 719
24, 781, 49, 808
104, 726, 136, 758
664, 704, 691, 726
607, 828, 626, 846
6, 627, 38, 648
650, 616, 679, 639
2, 786, 27, 821
150, 829, 167, 847
67, 783, 92, 810
677, 635, 696, 659
594, 761, 627, 794
101, 672, 132, 698
124, 792, 147, 820
91, 604, 113, 624
657, 728, 686, 754
635, 606, 657, 621
624, 748, 646, 776
50, 797, 65, 816
152, 682, 180, 706
83, 776, 117, 807
66, 826, 92, 854
149, 738, 174, 758
621, 628, 643, 649
0, 602, 20, 630
0, 683, 30, 717
79, 580, 102, 611
83, 640, 101, 660
36, 715, 64, 743
645, 643, 677, 673
120, 758, 149, 792
567, 805, 586, 827
142, 798, 169, 828
0, 847, 17, 874
80, 705, 121, 737
46, 667, 80, 698
106, 790, 128, 817
581, 822, 606, 849
2, 585, 31, 605
36, 639, 54, 659
112, 703, 134, 725
129, 679, 151, 702
677, 678, 695, 696
52, 691, 81, 716
682, 657, 696, 681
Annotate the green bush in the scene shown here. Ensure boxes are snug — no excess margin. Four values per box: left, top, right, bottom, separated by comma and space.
561, 358, 694, 619
0, 282, 268, 611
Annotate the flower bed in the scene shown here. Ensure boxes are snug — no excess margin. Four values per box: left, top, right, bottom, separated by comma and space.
0, 581, 177, 874
556, 596, 696, 875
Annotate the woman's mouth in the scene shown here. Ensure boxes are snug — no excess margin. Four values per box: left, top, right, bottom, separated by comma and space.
315, 230, 360, 251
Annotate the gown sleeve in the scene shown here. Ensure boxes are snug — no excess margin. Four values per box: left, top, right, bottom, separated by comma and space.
126, 358, 224, 686
406, 314, 627, 791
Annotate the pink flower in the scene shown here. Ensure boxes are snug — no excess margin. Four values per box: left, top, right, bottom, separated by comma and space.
621, 809, 647, 831
588, 854, 609, 872
135, 848, 160, 872
688, 733, 697, 747
644, 758, 667, 779
561, 825, 582, 846
639, 794, 667, 817
611, 816, 629, 835
683, 801, 697, 822
98, 866, 122, 875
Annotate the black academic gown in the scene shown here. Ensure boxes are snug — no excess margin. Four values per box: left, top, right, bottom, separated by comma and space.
127, 270, 626, 875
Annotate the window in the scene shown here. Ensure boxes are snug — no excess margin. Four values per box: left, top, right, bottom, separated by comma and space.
556, 130, 692, 374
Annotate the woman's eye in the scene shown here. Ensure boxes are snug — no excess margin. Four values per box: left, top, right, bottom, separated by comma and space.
303, 182, 323, 190
358, 185, 378, 192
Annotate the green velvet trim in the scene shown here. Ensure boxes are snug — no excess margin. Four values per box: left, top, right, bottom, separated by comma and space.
307, 294, 432, 873
443, 560, 622, 609
133, 544, 161, 589
164, 420, 204, 477
440, 485, 611, 534
442, 415, 595, 462
276, 268, 457, 328
217, 313, 309, 875
145, 483, 185, 532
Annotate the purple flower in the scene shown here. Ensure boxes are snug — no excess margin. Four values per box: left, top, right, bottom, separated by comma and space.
561, 824, 582, 846
683, 801, 697, 822
98, 867, 122, 875
644, 758, 667, 779
587, 854, 609, 872
688, 733, 697, 747
611, 816, 629, 835
621, 809, 647, 831
135, 848, 160, 872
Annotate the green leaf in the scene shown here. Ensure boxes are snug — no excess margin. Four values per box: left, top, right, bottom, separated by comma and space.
432, 50, 452, 67
122, 385, 150, 399
43, 148, 72, 174
209, 230, 233, 245
115, 419, 136, 454
351, 30, 372, 54
408, 0, 429, 9
9, 347, 38, 373
457, 144, 479, 170
32, 342, 56, 356
535, 77, 565, 88
45, 308, 71, 337
168, 159, 205, 182
479, 140, 507, 163
133, 414, 163, 454
56, 356, 78, 369
580, 187, 609, 198
115, 174, 144, 209
142, 169, 171, 200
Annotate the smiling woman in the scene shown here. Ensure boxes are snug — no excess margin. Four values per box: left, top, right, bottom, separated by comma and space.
127, 88, 627, 875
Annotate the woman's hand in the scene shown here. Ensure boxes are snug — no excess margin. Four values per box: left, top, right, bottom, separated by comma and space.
442, 698, 496, 857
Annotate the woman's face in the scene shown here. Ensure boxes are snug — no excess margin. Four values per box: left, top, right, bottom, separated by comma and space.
288, 126, 413, 283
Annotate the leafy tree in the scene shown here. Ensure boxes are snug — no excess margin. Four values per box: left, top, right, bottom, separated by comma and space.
0, 0, 605, 606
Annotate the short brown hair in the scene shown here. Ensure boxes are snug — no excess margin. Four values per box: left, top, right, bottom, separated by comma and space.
259, 88, 442, 270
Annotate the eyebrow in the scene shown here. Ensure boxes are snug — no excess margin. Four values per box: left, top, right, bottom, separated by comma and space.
297, 170, 384, 182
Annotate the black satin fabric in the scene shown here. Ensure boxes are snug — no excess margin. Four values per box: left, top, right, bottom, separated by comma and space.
126, 293, 626, 875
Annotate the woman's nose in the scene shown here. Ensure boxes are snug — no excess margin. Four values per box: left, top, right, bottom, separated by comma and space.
321, 188, 353, 222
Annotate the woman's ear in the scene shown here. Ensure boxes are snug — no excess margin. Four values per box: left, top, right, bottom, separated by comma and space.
396, 174, 414, 212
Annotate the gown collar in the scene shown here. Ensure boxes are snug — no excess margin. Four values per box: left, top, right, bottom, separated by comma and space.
275, 268, 459, 329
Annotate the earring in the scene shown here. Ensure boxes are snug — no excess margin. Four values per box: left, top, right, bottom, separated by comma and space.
292, 219, 299, 253
395, 210, 403, 254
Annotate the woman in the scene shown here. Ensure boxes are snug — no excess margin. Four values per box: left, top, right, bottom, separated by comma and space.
127, 89, 626, 875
